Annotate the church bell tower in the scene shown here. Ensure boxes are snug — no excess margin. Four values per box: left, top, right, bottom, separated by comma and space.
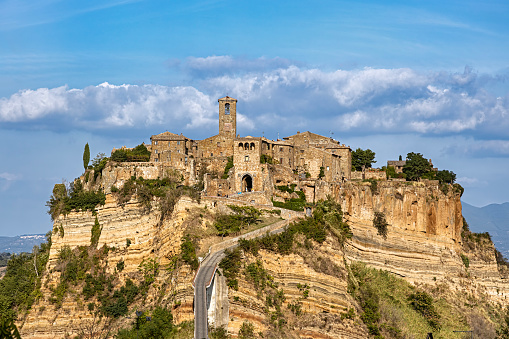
218, 96, 237, 139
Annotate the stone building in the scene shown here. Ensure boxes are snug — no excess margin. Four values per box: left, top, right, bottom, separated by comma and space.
116, 96, 352, 199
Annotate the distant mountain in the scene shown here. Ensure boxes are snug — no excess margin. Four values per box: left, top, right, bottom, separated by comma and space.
462, 201, 509, 258
0, 234, 46, 254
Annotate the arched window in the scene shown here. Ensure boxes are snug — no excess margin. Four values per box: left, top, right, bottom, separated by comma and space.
244, 143, 249, 150
238, 142, 244, 150
250, 143, 255, 150
225, 103, 230, 115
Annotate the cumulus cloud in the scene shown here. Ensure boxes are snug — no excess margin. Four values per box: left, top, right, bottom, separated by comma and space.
0, 83, 221, 134
1, 62, 508, 148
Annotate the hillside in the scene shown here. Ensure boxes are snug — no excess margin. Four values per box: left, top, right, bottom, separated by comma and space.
0, 234, 46, 254
1, 158, 508, 338
462, 202, 509, 257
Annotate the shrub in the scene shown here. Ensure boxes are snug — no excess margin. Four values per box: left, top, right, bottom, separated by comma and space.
91, 216, 102, 247
238, 321, 255, 339
408, 291, 441, 330
222, 156, 234, 179
373, 212, 389, 239
116, 259, 125, 272
460, 254, 470, 268
219, 248, 242, 291
180, 235, 199, 270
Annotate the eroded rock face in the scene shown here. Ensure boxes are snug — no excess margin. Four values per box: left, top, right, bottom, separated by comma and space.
20, 177, 509, 338
336, 181, 509, 301
20, 195, 204, 338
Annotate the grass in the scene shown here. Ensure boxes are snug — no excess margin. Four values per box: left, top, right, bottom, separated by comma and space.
348, 262, 477, 339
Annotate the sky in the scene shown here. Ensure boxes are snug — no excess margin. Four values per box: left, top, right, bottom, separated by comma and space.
0, 0, 508, 236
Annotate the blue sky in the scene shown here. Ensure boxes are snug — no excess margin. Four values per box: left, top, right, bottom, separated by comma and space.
1, 0, 508, 236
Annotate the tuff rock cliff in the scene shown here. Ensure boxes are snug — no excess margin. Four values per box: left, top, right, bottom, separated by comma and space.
18, 169, 509, 338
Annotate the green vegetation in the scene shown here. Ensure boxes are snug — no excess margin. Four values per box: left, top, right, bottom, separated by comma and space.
349, 262, 439, 339
435, 170, 456, 184
116, 306, 177, 339
92, 152, 108, 180
222, 156, 234, 179
218, 248, 242, 290
180, 235, 199, 270
408, 291, 441, 330
384, 165, 406, 179
364, 178, 378, 194
111, 144, 151, 162
460, 254, 470, 268
91, 216, 102, 247
352, 148, 376, 171
0, 252, 11, 267
238, 321, 256, 339
272, 185, 307, 211
0, 232, 51, 322
214, 205, 262, 237
46, 180, 106, 221
83, 143, 90, 170
318, 166, 325, 178
111, 171, 200, 218
239, 197, 352, 256
260, 154, 273, 164
373, 212, 389, 239
0, 317, 21, 339
498, 307, 509, 338
403, 152, 432, 181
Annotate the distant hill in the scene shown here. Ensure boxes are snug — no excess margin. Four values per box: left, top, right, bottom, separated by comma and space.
0, 234, 46, 254
462, 201, 509, 258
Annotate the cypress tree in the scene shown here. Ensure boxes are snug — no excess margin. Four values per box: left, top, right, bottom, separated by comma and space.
83, 143, 90, 170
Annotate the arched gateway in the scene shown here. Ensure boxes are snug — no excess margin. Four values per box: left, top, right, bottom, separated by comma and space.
241, 174, 253, 192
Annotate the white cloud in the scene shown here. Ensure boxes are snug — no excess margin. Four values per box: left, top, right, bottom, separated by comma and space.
1, 63, 508, 147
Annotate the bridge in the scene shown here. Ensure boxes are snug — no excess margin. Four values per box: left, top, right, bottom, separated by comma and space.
193, 214, 302, 339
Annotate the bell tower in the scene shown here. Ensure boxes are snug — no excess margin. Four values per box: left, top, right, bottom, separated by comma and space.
218, 96, 237, 139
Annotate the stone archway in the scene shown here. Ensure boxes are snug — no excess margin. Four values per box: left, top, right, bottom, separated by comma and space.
241, 174, 253, 192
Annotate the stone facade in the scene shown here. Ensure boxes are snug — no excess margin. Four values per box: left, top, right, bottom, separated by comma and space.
115, 97, 352, 198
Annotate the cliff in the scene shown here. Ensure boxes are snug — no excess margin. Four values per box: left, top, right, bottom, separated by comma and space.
18, 170, 509, 338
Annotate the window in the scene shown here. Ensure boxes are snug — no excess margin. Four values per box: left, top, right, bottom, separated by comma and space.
280, 158, 283, 164
245, 155, 249, 162
250, 142, 255, 150
211, 153, 213, 156
154, 149, 158, 154
177, 141, 180, 145
155, 158, 159, 162
327, 166, 330, 171
280, 147, 283, 152
177, 150, 180, 153
225, 103, 230, 115
217, 142, 220, 147
154, 141, 158, 145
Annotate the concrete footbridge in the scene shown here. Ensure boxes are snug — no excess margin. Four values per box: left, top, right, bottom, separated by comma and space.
193, 214, 302, 339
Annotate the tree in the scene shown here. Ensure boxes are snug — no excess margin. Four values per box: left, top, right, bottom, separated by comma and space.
351, 148, 376, 171
83, 143, 90, 170
402, 152, 432, 181
436, 170, 456, 184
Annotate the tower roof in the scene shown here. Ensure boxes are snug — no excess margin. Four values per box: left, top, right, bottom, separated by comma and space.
218, 96, 237, 102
